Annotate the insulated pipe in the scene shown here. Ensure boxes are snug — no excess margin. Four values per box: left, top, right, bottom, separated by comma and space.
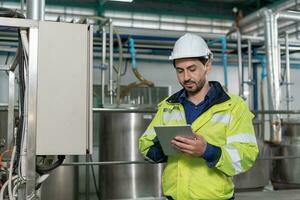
108, 20, 114, 104
101, 27, 106, 106
263, 9, 282, 143
277, 11, 300, 21
236, 28, 243, 97
285, 32, 291, 115
221, 37, 228, 91
207, 37, 228, 90
227, 8, 267, 36
247, 40, 253, 109
26, 0, 45, 20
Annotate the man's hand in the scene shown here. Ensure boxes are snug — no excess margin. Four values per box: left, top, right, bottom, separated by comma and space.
171, 135, 207, 156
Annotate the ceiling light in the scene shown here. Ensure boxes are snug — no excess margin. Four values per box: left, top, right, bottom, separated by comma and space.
109, 0, 133, 2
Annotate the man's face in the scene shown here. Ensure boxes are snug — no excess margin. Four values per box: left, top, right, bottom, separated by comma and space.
175, 57, 211, 94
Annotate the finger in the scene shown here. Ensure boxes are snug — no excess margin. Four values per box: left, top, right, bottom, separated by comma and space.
180, 149, 195, 156
171, 139, 194, 151
174, 136, 196, 145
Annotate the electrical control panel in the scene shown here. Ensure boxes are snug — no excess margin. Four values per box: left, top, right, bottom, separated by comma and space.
36, 21, 93, 155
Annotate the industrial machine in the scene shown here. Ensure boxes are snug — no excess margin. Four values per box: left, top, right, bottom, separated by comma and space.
234, 121, 270, 191
271, 119, 300, 189
98, 110, 164, 199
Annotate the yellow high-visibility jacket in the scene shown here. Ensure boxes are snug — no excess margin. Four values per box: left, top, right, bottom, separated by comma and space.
139, 82, 259, 200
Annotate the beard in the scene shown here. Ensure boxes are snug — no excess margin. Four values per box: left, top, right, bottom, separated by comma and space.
181, 78, 206, 94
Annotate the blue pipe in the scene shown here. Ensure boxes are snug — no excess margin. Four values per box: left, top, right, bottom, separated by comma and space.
208, 37, 228, 90
128, 38, 137, 69
252, 48, 267, 110
253, 63, 258, 110
252, 49, 267, 81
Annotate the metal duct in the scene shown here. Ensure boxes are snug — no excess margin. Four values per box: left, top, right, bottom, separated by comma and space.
26, 0, 45, 20
263, 9, 282, 143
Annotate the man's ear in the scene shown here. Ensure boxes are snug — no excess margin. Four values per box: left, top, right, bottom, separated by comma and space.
205, 59, 212, 73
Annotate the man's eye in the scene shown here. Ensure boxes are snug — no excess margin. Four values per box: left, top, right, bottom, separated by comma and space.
177, 69, 183, 73
190, 68, 196, 72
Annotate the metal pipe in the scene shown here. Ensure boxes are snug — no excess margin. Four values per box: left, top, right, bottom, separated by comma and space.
263, 9, 282, 143
237, 28, 243, 97
93, 107, 156, 113
277, 11, 300, 21
25, 26, 39, 200
62, 161, 151, 166
258, 155, 300, 160
285, 32, 291, 115
62, 156, 300, 166
26, 0, 45, 20
101, 26, 106, 106
20, 0, 25, 15
247, 40, 253, 109
221, 37, 228, 90
253, 110, 300, 114
108, 19, 114, 104
85, 155, 90, 200
7, 71, 15, 149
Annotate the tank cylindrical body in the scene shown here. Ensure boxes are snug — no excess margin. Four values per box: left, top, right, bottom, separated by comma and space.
271, 119, 300, 189
98, 110, 164, 199
41, 156, 78, 200
233, 121, 270, 191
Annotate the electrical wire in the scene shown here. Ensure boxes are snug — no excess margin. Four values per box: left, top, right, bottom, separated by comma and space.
89, 155, 101, 200
0, 175, 18, 200
0, 150, 12, 168
35, 155, 65, 175
0, 8, 24, 18
8, 146, 16, 200
12, 180, 24, 198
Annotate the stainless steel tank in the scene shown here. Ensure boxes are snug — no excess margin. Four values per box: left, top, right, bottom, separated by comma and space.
233, 120, 270, 191
98, 109, 164, 199
40, 156, 78, 200
271, 119, 300, 189
0, 109, 8, 146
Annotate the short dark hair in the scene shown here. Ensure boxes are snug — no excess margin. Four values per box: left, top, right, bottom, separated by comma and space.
172, 56, 209, 68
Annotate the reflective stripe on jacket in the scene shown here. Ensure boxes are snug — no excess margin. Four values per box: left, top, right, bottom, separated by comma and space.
139, 91, 259, 200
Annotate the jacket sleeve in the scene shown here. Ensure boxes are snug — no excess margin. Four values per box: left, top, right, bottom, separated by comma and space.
139, 105, 167, 163
214, 100, 259, 176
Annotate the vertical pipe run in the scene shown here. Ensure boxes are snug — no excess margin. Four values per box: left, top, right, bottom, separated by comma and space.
7, 71, 15, 148
20, 0, 25, 15
109, 20, 114, 104
101, 27, 106, 106
85, 155, 90, 200
247, 40, 253, 109
26, 0, 45, 20
26, 27, 39, 200
207, 38, 228, 90
221, 37, 228, 91
264, 9, 281, 143
237, 28, 243, 97
285, 32, 291, 115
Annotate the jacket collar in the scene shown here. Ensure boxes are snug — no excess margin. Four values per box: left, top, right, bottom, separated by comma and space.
166, 81, 230, 106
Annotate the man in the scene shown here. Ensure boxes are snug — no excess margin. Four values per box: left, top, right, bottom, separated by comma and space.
139, 33, 258, 200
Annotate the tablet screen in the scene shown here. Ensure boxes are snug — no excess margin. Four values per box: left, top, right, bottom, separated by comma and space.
154, 125, 194, 156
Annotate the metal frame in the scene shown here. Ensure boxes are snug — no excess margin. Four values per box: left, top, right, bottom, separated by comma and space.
26, 26, 39, 199
7, 71, 15, 149
0, 17, 38, 200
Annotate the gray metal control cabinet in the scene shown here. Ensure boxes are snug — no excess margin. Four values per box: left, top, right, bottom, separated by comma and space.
36, 21, 93, 155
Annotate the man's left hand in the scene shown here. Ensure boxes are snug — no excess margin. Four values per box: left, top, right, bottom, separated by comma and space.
171, 135, 207, 156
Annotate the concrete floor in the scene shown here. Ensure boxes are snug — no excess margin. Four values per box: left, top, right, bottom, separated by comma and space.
235, 190, 300, 200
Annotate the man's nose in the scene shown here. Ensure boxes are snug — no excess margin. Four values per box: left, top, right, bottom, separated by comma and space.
184, 71, 191, 81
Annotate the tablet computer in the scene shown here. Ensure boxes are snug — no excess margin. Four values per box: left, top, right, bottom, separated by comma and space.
154, 125, 194, 156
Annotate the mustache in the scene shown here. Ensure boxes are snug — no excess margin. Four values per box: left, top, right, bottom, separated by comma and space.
183, 80, 196, 84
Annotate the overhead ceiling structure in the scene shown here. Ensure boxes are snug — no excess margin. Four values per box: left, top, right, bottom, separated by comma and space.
1, 0, 300, 66
0, 0, 284, 19
0, 1, 285, 35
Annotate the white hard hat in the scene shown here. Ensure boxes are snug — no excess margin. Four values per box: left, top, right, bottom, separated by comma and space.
169, 33, 212, 60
